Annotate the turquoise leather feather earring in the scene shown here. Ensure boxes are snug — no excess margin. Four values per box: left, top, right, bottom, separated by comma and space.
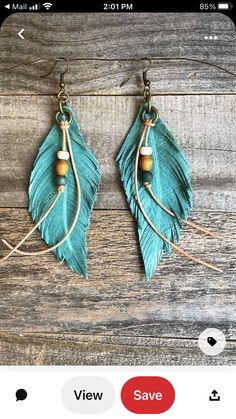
117, 58, 223, 280
1, 58, 101, 277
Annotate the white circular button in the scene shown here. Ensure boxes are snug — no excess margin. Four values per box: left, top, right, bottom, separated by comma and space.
198, 328, 226, 356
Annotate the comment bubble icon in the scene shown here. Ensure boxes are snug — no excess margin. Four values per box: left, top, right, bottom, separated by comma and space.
16, 389, 28, 402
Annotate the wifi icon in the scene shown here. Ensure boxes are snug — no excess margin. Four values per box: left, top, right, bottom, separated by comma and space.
43, 2, 53, 10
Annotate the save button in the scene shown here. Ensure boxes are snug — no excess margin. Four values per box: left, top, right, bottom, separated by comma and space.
121, 376, 175, 414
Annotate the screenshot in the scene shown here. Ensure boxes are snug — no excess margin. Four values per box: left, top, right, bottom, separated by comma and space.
0, 0, 235, 417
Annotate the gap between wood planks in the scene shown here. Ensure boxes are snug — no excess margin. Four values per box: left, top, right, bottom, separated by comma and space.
103, 210, 236, 214
0, 93, 235, 97
0, 208, 235, 214
0, 331, 235, 343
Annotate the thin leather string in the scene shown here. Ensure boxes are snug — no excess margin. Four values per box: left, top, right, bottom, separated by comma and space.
145, 183, 224, 240
61, 123, 67, 151
1, 125, 81, 258
142, 115, 224, 240
0, 188, 63, 262
135, 124, 223, 273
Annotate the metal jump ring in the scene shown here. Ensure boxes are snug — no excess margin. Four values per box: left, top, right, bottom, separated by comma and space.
56, 109, 73, 125
58, 91, 69, 103
58, 101, 71, 116
142, 106, 159, 124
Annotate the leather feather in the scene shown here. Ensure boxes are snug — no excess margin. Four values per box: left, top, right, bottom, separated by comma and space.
28, 105, 101, 277
117, 104, 193, 280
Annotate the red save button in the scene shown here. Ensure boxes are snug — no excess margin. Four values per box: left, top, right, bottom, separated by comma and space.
121, 376, 175, 414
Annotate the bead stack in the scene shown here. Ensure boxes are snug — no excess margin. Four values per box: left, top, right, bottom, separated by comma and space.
56, 113, 70, 187
139, 146, 153, 185
55, 154, 70, 187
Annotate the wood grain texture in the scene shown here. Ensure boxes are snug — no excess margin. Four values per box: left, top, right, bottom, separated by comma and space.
0, 95, 235, 210
0, 332, 235, 366
0, 13, 235, 94
0, 12, 235, 366
0, 209, 235, 364
0, 210, 235, 326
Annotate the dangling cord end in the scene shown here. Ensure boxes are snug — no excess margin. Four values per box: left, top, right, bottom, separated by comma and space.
0, 188, 63, 263
1, 114, 81, 258
145, 184, 225, 240
0, 119, 69, 262
136, 121, 223, 274
57, 185, 65, 193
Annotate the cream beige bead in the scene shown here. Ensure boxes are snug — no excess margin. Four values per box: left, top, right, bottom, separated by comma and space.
57, 151, 70, 160
139, 155, 153, 171
139, 146, 153, 156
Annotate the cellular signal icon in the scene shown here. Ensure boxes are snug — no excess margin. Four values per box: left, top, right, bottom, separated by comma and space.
29, 3, 40, 10
43, 2, 53, 9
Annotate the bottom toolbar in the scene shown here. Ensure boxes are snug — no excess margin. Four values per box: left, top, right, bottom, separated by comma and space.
0, 366, 234, 418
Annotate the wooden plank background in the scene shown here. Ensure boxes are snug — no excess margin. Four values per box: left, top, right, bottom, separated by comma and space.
0, 13, 235, 365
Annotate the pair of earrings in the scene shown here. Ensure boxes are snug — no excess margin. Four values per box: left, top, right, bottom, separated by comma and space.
1, 57, 223, 279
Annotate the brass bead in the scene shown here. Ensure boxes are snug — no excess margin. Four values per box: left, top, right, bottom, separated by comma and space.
139, 155, 153, 171
56, 159, 69, 176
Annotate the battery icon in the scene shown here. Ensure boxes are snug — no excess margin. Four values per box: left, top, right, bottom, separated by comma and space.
217, 2, 233, 9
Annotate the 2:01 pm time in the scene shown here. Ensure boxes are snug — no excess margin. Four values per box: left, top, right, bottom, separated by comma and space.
103, 3, 133, 10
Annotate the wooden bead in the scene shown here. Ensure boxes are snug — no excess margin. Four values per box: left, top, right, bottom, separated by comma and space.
139, 156, 153, 171
56, 159, 69, 176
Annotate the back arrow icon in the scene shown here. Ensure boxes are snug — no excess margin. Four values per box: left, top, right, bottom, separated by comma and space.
18, 29, 24, 39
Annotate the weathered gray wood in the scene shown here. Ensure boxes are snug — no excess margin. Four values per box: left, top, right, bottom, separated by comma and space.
0, 95, 235, 210
0, 12, 235, 366
0, 13, 235, 94
0, 209, 235, 364
0, 210, 235, 337
0, 332, 235, 365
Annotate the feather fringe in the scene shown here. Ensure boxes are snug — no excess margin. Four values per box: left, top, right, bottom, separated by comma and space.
117, 103, 193, 280
28, 105, 101, 277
